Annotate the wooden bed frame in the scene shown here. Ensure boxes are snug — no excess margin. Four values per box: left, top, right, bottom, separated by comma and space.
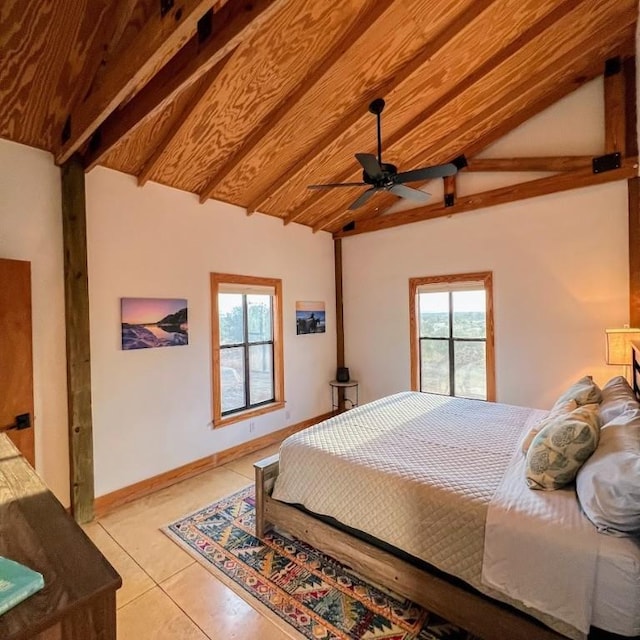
255, 454, 568, 640
255, 351, 640, 640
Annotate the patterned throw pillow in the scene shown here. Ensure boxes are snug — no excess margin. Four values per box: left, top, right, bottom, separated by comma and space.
525, 404, 600, 491
521, 399, 577, 454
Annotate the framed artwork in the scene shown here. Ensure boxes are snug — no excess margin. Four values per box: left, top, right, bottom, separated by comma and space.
296, 301, 325, 335
121, 297, 188, 350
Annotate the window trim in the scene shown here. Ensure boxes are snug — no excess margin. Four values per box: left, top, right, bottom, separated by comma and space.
409, 271, 496, 401
211, 273, 285, 428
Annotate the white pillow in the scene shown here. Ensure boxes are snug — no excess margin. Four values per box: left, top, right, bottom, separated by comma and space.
576, 409, 640, 535
552, 375, 602, 412
526, 404, 600, 491
599, 376, 640, 425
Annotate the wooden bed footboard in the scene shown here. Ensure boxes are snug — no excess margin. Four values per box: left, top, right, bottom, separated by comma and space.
254, 454, 566, 640
254, 453, 280, 538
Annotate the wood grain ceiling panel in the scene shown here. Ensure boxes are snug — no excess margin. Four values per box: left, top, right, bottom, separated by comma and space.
296, 0, 636, 229
81, 0, 279, 171
0, 0, 107, 151
209, 0, 481, 208
101, 79, 205, 175
0, 1, 634, 234
56, 0, 231, 163
150, 0, 366, 194
196, 0, 391, 204
253, 0, 578, 221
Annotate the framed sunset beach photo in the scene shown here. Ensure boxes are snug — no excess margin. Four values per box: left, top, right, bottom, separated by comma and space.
121, 297, 188, 350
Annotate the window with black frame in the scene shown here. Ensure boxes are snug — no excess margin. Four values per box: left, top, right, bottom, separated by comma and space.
211, 274, 284, 426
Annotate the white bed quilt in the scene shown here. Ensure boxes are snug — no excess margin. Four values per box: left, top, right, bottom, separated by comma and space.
272, 392, 545, 587
482, 442, 601, 635
272, 391, 640, 639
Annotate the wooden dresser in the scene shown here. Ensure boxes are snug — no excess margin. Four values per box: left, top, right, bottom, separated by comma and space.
0, 435, 121, 639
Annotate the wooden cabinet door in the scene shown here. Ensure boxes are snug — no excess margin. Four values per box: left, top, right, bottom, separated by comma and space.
0, 258, 35, 466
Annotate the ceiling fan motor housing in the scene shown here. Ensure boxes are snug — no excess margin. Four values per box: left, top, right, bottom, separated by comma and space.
363, 163, 397, 185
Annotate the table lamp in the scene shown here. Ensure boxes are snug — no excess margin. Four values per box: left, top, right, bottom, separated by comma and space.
605, 328, 640, 381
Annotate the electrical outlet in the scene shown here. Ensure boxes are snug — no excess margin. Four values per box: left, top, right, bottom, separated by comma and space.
285, 410, 291, 421
249, 421, 255, 433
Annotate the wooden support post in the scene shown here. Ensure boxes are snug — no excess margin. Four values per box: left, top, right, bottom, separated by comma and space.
443, 175, 457, 207
630, 177, 640, 327
623, 56, 639, 326
623, 57, 638, 157
334, 239, 345, 411
604, 57, 626, 155
61, 155, 95, 523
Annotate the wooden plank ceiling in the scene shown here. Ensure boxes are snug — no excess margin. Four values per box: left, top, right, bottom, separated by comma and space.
0, 0, 637, 235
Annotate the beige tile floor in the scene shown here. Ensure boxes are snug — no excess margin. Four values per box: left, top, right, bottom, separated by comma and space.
83, 443, 300, 640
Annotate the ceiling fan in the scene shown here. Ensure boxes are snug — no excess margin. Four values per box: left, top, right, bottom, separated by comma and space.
308, 98, 466, 210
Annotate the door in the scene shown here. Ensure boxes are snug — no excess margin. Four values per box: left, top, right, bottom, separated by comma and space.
0, 258, 35, 466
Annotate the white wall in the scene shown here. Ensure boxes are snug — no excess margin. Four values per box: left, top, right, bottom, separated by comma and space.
0, 140, 336, 503
86, 169, 336, 496
0, 140, 70, 504
342, 79, 630, 410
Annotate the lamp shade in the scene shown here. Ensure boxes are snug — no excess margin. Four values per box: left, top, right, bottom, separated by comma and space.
605, 328, 640, 365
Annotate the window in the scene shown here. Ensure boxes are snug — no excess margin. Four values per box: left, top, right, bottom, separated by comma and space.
409, 272, 495, 401
211, 274, 284, 426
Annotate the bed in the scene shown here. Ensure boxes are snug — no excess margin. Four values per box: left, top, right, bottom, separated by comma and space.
254, 383, 640, 640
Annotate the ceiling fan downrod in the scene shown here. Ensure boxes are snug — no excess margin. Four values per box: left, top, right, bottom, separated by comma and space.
369, 98, 385, 166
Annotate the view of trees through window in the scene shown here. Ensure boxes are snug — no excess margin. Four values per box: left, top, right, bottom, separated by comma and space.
419, 289, 487, 400
219, 293, 274, 414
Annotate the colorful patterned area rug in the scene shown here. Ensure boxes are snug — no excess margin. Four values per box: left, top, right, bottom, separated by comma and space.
163, 485, 476, 640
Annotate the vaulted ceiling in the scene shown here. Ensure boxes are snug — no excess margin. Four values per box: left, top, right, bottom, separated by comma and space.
0, 0, 637, 235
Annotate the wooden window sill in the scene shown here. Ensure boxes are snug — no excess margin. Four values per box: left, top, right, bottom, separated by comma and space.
213, 401, 285, 428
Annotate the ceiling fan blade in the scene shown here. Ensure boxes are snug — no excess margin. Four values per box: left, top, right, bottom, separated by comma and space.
389, 184, 431, 202
395, 162, 458, 183
355, 153, 383, 179
348, 187, 378, 210
308, 182, 366, 189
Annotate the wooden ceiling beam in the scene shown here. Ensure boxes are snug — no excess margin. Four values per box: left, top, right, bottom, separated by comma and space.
290, 0, 588, 229
449, 58, 630, 167
243, 0, 499, 218
333, 157, 638, 238
466, 156, 593, 172
54, 0, 132, 139
137, 55, 231, 186
78, 0, 287, 170
322, 24, 635, 233
197, 0, 390, 206
56, 0, 218, 164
